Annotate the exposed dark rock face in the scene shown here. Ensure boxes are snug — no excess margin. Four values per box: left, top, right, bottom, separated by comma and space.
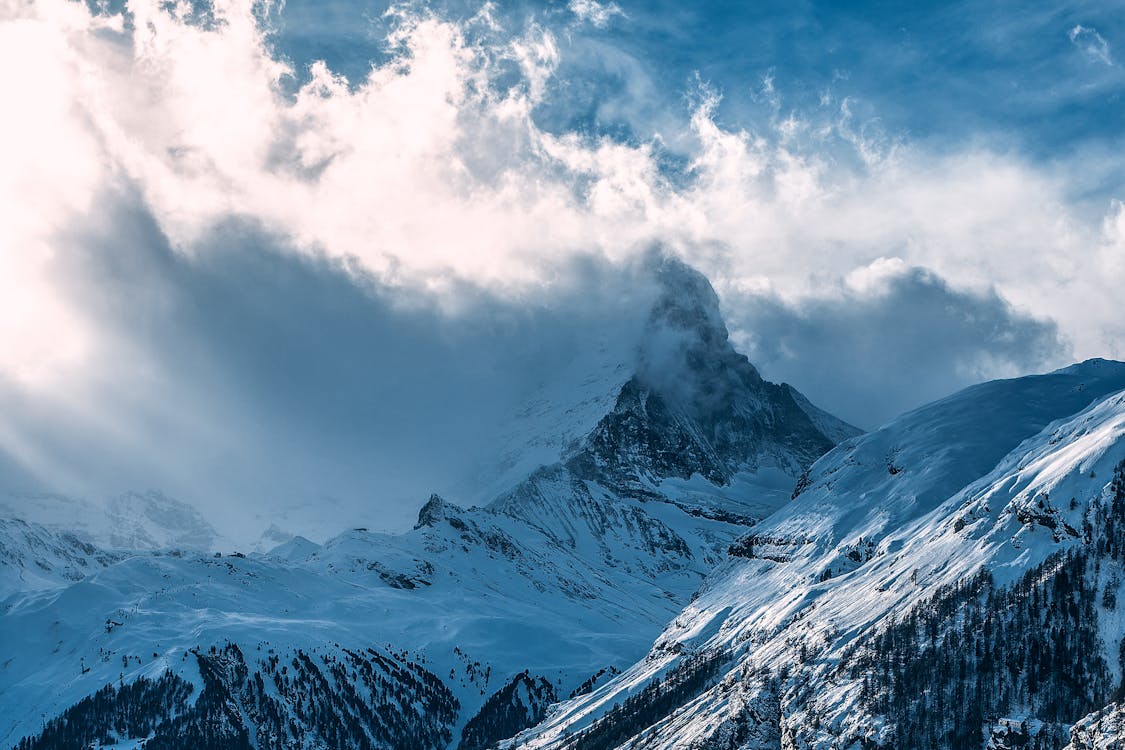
415, 493, 463, 530
564, 259, 857, 500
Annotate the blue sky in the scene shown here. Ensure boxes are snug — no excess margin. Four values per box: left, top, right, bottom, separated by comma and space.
271, 0, 1125, 160
1, 0, 1123, 536
257, 0, 1125, 406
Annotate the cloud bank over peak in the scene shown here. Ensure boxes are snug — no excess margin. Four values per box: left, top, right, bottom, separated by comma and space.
0, 0, 1119, 536
730, 259, 1068, 428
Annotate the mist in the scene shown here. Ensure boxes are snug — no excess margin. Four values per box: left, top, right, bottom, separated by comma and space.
1, 0, 1116, 540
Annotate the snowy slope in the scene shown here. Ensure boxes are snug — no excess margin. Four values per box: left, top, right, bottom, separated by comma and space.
0, 259, 854, 749
0, 518, 124, 601
1065, 703, 1125, 750
510, 359, 1125, 750
468, 332, 635, 507
0, 490, 220, 553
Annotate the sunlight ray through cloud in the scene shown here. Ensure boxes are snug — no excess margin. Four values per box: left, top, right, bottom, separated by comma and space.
0, 0, 1123, 532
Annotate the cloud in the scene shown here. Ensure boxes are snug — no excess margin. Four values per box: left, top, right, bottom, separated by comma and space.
568, 0, 624, 29
3, 1, 1120, 341
1, 0, 1124, 537
0, 193, 663, 539
729, 259, 1070, 429
1069, 24, 1114, 66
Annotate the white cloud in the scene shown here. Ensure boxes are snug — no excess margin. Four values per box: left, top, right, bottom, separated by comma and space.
1069, 24, 1114, 66
568, 0, 624, 29
5, 0, 1125, 535
0, 3, 115, 385
1, 0, 1123, 390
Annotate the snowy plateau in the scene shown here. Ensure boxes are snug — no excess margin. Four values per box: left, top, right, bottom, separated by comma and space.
4, 261, 1125, 750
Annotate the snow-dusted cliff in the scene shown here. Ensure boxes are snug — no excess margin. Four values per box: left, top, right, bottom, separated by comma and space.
509, 359, 1125, 750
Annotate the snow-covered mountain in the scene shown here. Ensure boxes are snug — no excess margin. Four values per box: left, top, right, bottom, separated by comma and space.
0, 259, 856, 749
0, 491, 220, 601
0, 518, 124, 601
509, 358, 1125, 750
18, 262, 1125, 750
0, 490, 220, 557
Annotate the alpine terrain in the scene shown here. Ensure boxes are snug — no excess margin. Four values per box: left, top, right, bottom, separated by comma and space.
507, 358, 1125, 750
9, 261, 1125, 750
0, 260, 858, 749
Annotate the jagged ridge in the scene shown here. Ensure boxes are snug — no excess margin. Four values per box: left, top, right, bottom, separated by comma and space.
509, 360, 1125, 750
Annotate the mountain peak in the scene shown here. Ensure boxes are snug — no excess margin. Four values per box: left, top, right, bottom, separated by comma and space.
644, 256, 731, 354
636, 256, 763, 404
471, 256, 857, 507
415, 493, 462, 529
553, 256, 860, 497
510, 367, 1125, 750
